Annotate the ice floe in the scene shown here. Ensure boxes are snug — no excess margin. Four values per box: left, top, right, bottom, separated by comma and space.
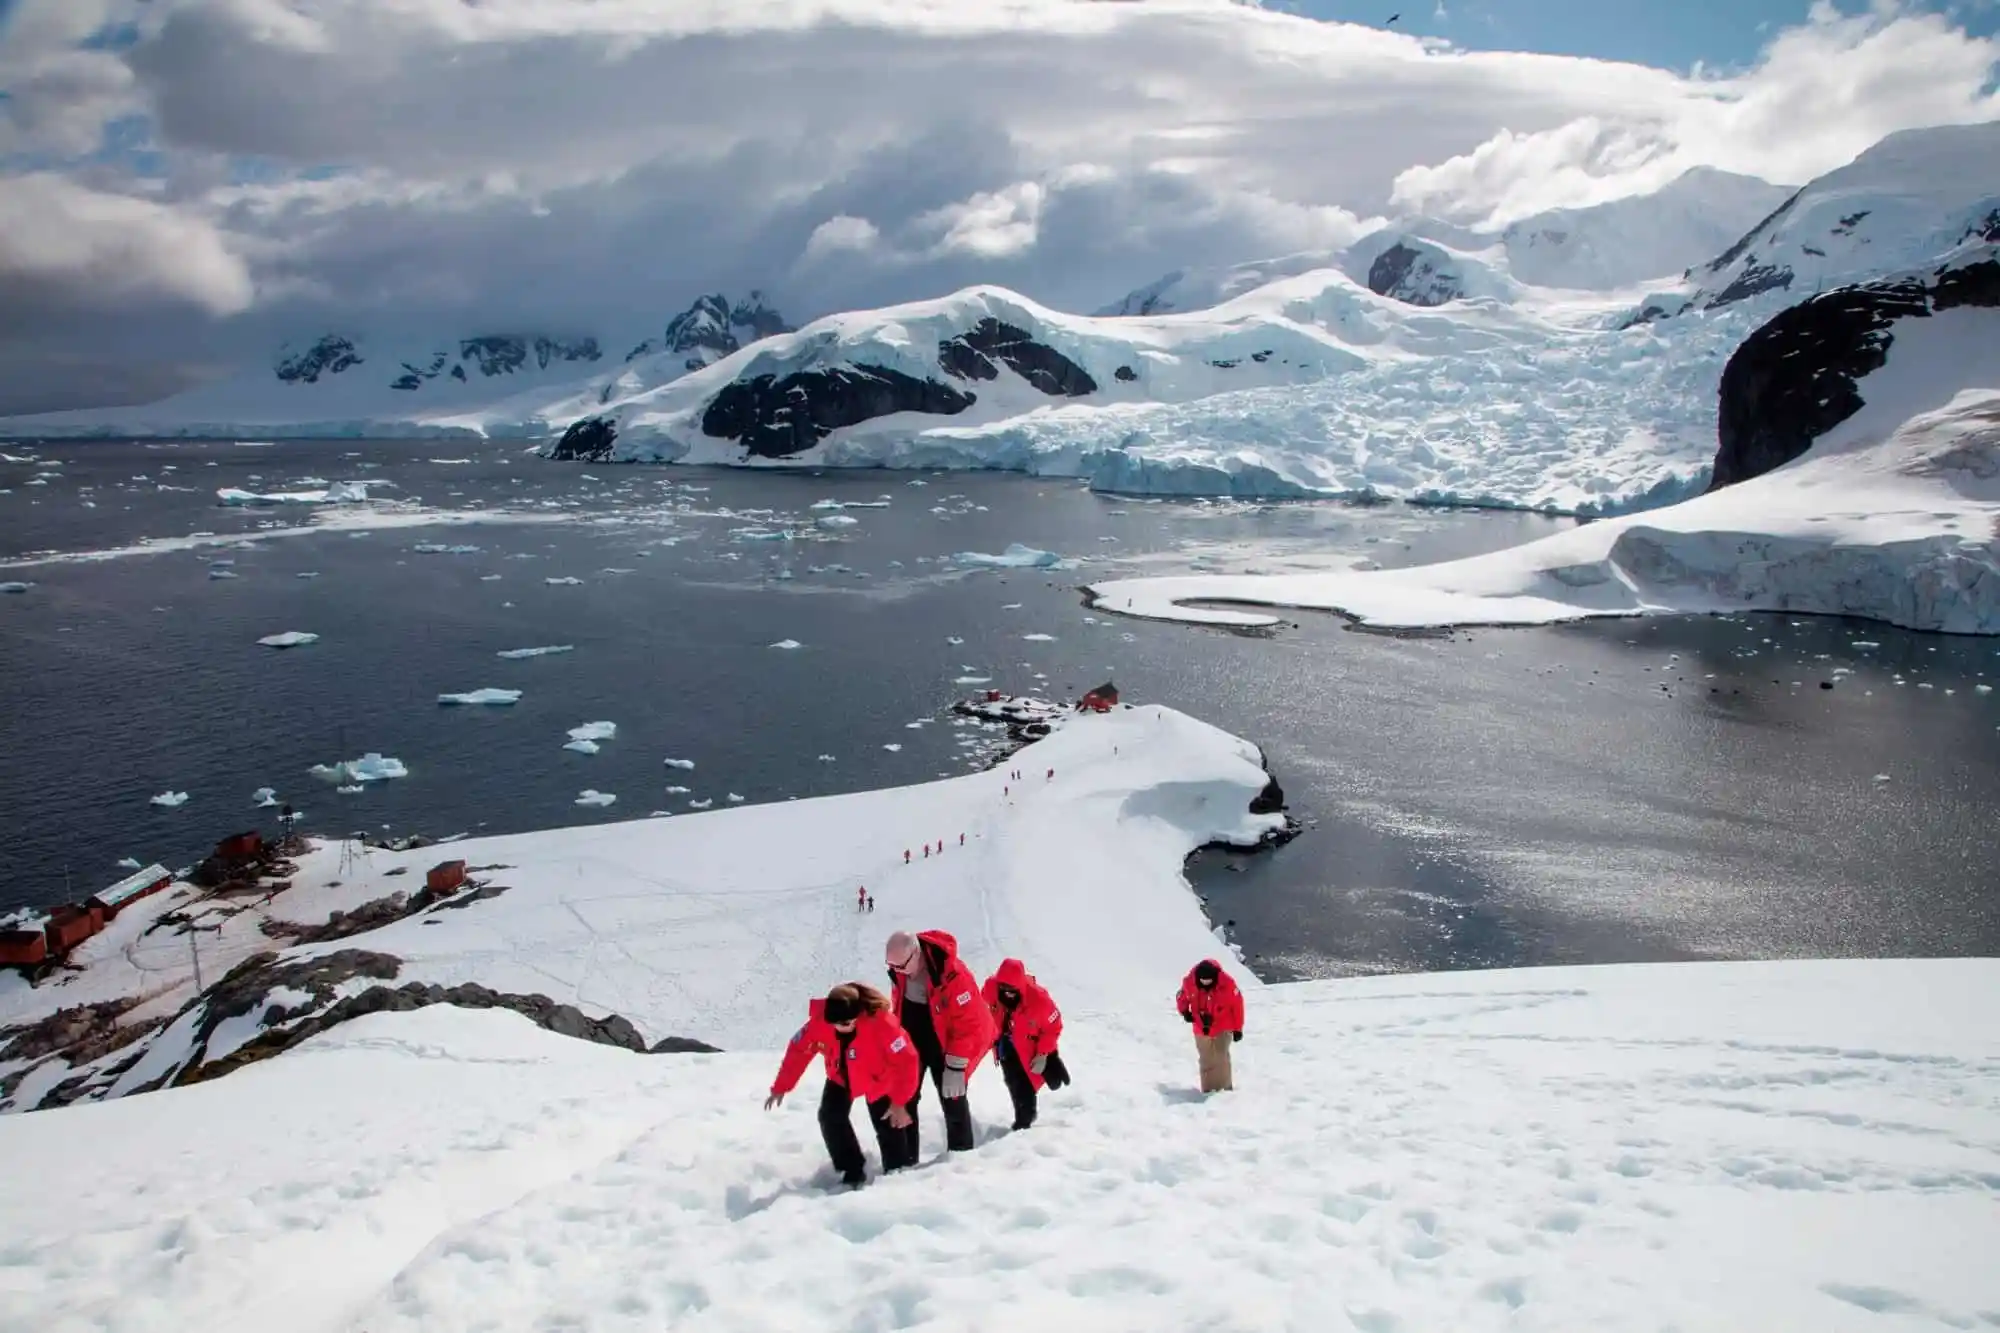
951, 543, 1070, 570
437, 689, 523, 706
148, 791, 189, 808
574, 790, 617, 808
495, 645, 574, 659
256, 632, 319, 649
310, 753, 409, 784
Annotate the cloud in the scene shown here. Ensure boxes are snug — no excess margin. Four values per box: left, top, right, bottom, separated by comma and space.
1, 0, 1997, 411
0, 173, 252, 323
1394, 2, 2000, 223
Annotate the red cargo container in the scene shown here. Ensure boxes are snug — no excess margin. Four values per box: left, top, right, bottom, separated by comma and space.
426, 860, 468, 894
44, 905, 100, 954
215, 831, 263, 863
0, 929, 48, 968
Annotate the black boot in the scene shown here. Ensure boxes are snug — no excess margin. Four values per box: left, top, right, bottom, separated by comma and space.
999, 1040, 1038, 1130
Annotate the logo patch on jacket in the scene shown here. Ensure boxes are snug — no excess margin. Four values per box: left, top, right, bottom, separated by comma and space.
955, 992, 971, 1006
890, 1036, 907, 1053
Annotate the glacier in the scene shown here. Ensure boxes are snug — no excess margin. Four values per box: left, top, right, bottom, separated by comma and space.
1091, 304, 2000, 636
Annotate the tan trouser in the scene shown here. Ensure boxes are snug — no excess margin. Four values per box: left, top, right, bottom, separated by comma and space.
1195, 1031, 1234, 1092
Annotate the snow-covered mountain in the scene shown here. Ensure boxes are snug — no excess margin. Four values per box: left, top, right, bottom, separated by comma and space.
1496, 167, 1797, 290
1630, 121, 2000, 324
1096, 167, 1796, 316
0, 293, 790, 440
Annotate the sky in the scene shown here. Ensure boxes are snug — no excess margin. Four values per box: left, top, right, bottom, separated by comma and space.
1, 0, 1998, 414
1281, 0, 2000, 68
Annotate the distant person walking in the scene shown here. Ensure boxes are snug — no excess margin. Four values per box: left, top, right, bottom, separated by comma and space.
886, 929, 997, 1154
983, 958, 1067, 1130
766, 983, 919, 1187
1177, 959, 1245, 1093
857, 886, 867, 912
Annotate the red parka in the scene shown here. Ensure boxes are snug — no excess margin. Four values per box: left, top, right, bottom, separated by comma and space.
983, 958, 1063, 1090
1176, 960, 1246, 1036
770, 998, 922, 1105
891, 929, 997, 1072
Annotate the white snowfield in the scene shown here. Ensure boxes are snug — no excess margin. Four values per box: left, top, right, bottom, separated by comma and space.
1, 705, 1996, 1333
1091, 309, 2000, 635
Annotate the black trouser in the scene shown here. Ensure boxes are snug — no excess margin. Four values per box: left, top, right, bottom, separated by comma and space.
997, 1038, 1038, 1130
818, 1079, 914, 1177
899, 999, 976, 1153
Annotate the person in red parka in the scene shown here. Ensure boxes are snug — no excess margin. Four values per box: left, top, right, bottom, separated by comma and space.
885, 928, 997, 1154
983, 958, 1068, 1131
766, 982, 920, 1187
1177, 958, 1245, 1093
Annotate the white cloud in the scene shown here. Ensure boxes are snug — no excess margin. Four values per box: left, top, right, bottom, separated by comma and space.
0, 0, 1997, 409
1394, 3, 2000, 224
0, 174, 253, 319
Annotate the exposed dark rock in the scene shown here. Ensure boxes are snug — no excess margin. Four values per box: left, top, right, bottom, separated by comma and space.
1704, 187, 1805, 274
1705, 261, 1794, 310
450, 364, 467, 381
1832, 210, 1871, 236
1965, 209, 2000, 245
550, 416, 619, 462
534, 335, 601, 370
1114, 365, 1137, 383
276, 335, 363, 385
1366, 241, 1464, 307
460, 336, 528, 377
1618, 300, 1690, 330
0, 997, 153, 1069
702, 366, 975, 459
1248, 774, 1286, 816
937, 319, 1097, 397
391, 351, 449, 391
1209, 358, 1240, 370
730, 292, 792, 340
1710, 250, 2000, 490
652, 1036, 723, 1054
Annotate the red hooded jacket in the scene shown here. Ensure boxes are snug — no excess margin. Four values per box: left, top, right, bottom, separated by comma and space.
1176, 960, 1246, 1036
891, 929, 997, 1072
770, 998, 922, 1104
982, 958, 1063, 1089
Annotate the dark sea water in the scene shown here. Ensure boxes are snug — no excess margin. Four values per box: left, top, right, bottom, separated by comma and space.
3, 438, 1997, 977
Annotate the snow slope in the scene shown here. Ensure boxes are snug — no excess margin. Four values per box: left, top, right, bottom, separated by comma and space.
1, 701, 1995, 1331
1089, 304, 2000, 634
1641, 121, 2000, 320
0, 706, 1284, 1086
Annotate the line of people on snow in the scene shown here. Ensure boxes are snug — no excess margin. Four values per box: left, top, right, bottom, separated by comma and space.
767, 930, 1245, 1186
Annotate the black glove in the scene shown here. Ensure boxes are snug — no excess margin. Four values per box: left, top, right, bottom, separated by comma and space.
1181, 1009, 1194, 1024
1201, 1017, 1213, 1036
1042, 1051, 1070, 1089
1233, 1031, 1242, 1043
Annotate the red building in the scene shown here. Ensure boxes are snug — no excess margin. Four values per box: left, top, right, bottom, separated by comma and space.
44, 905, 101, 954
88, 864, 173, 920
426, 860, 468, 894
0, 930, 47, 968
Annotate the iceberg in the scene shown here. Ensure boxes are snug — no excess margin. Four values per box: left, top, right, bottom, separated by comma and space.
256, 632, 319, 649
768, 639, 803, 650
437, 688, 523, 706
251, 787, 279, 808
0, 582, 33, 594
215, 479, 376, 506
148, 791, 190, 808
495, 645, 574, 659
544, 577, 584, 587
563, 740, 600, 755
950, 543, 1071, 570
310, 753, 409, 784
412, 543, 482, 555
568, 721, 616, 743
662, 757, 695, 770
816, 515, 859, 529
115, 857, 143, 871
574, 790, 617, 808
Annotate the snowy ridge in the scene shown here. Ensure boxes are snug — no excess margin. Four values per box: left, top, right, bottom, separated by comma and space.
0, 706, 1994, 1327
1637, 121, 2000, 321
